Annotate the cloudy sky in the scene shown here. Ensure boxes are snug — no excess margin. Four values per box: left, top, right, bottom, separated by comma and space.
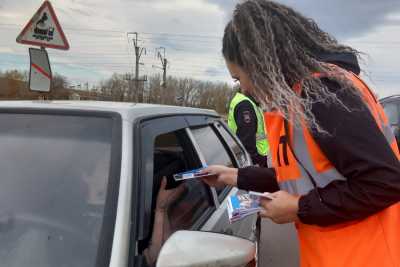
0, 0, 399, 97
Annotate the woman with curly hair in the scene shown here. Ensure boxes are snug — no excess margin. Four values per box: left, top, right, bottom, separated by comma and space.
203, 1, 400, 266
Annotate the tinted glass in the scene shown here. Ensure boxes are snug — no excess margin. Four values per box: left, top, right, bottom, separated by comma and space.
190, 126, 234, 167
153, 132, 213, 231
215, 122, 248, 167
190, 126, 235, 197
0, 113, 115, 267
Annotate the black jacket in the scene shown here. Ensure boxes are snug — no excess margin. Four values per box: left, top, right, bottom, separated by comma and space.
237, 53, 400, 226
234, 96, 268, 167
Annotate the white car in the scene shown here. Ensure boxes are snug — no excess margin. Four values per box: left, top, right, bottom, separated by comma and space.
381, 95, 400, 148
0, 101, 258, 267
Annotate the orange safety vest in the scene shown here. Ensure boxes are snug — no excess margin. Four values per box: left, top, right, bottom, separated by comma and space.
264, 68, 400, 267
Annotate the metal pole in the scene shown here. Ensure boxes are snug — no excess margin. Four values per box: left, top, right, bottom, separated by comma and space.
163, 58, 167, 89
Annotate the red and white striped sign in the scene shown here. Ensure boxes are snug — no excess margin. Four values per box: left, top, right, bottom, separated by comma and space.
29, 48, 52, 92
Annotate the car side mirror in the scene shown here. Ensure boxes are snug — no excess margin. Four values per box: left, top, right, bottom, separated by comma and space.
156, 230, 255, 267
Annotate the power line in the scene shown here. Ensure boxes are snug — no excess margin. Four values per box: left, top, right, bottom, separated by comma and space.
0, 23, 221, 39
139, 36, 220, 44
3, 23, 400, 46
0, 23, 126, 34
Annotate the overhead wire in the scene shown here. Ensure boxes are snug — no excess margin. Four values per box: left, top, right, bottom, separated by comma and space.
1, 23, 400, 84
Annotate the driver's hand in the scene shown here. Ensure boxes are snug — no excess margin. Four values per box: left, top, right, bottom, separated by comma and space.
155, 177, 186, 212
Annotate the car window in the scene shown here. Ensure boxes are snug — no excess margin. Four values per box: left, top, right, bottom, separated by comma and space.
383, 102, 399, 126
215, 121, 249, 167
190, 125, 235, 197
153, 131, 213, 230
190, 126, 234, 167
0, 113, 119, 267
139, 128, 215, 265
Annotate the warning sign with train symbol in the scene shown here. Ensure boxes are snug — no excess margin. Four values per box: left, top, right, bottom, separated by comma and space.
16, 1, 69, 93
33, 13, 55, 41
16, 1, 69, 50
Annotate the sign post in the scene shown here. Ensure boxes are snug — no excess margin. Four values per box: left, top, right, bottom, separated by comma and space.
16, 1, 69, 94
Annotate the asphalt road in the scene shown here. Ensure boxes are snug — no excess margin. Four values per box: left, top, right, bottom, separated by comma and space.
259, 219, 299, 267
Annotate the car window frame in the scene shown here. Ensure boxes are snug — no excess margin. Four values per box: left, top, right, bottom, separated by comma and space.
0, 108, 122, 267
212, 120, 252, 201
184, 115, 251, 204
213, 120, 252, 168
185, 127, 220, 209
184, 115, 223, 208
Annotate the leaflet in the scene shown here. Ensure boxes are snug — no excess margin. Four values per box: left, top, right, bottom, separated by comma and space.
248, 191, 275, 200
173, 166, 215, 181
227, 192, 273, 223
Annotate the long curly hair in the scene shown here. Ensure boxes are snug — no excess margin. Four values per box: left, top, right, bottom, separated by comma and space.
223, 0, 361, 130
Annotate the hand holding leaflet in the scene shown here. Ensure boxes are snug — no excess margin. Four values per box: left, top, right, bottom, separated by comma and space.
248, 191, 276, 200
173, 166, 216, 181
227, 191, 274, 223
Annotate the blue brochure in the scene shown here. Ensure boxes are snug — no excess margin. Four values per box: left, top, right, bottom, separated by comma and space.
173, 165, 214, 181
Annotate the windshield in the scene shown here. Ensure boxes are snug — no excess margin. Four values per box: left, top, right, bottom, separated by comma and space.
0, 112, 120, 267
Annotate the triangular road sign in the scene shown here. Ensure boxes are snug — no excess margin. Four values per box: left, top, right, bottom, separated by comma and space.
16, 1, 69, 50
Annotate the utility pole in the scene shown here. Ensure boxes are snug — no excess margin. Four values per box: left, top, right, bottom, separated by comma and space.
128, 32, 147, 102
124, 73, 133, 101
156, 47, 168, 89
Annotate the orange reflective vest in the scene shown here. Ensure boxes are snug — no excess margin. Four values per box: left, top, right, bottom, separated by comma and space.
264, 69, 400, 267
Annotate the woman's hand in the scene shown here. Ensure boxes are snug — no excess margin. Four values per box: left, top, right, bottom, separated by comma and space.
156, 177, 186, 212
259, 191, 300, 224
200, 165, 238, 188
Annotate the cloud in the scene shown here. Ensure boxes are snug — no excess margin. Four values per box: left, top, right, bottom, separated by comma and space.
204, 66, 226, 77
206, 0, 400, 40
170, 17, 183, 26
68, 7, 92, 17
1, 0, 399, 91
0, 47, 14, 54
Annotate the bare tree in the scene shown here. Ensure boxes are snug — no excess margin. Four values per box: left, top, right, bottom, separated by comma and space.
0, 68, 234, 114
99, 73, 129, 102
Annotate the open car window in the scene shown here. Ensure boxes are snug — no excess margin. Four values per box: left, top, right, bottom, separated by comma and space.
153, 130, 214, 230
138, 128, 215, 266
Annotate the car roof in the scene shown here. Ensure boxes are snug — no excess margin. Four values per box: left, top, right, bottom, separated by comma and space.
0, 101, 219, 122
380, 95, 400, 104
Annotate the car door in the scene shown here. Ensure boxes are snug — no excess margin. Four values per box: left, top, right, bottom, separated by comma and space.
131, 114, 219, 267
184, 115, 258, 241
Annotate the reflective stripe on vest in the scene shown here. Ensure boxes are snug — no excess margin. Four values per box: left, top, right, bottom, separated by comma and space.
278, 125, 346, 195
228, 92, 269, 156
267, 70, 399, 196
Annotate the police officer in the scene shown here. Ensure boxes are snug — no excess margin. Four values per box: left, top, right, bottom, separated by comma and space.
228, 88, 269, 167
